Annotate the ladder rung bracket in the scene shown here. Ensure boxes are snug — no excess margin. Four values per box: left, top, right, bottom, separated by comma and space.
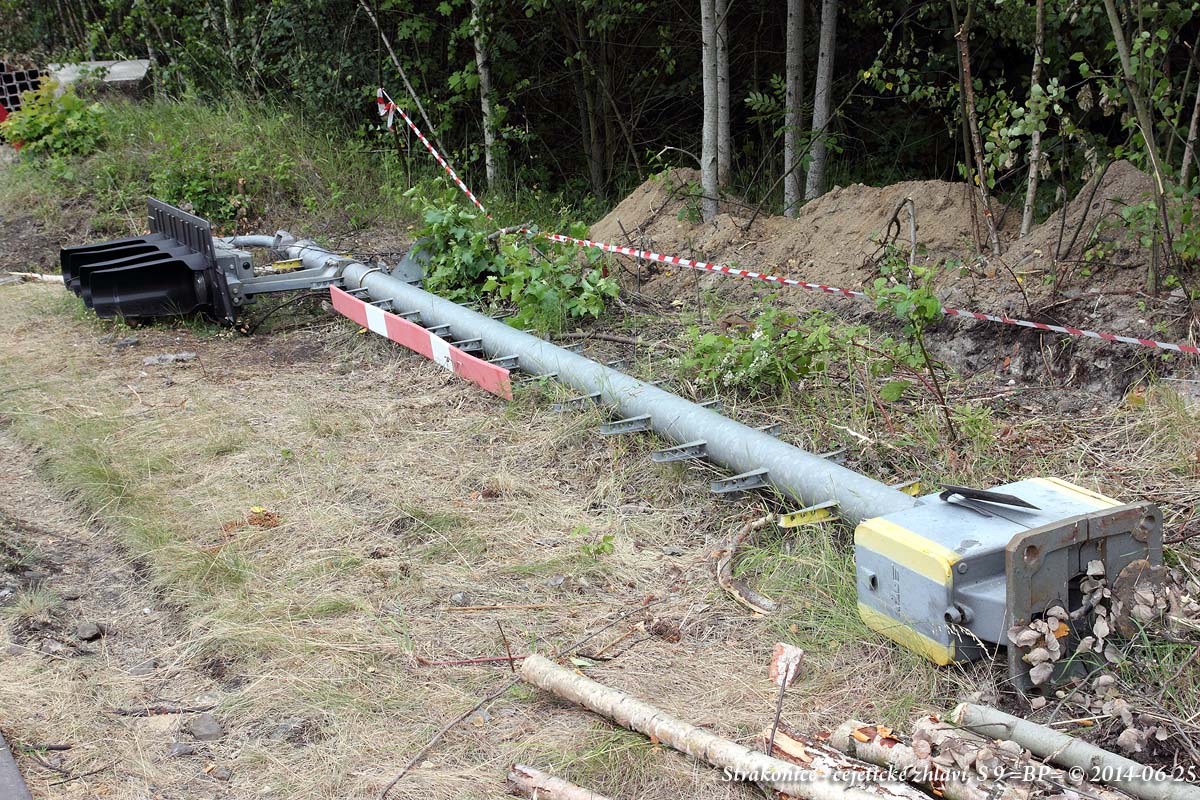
515, 371, 558, 384
562, 342, 584, 353
819, 447, 847, 464
711, 468, 769, 495
651, 440, 707, 463
405, 278, 423, 286
451, 337, 482, 352
368, 298, 394, 310
604, 358, 628, 370
426, 324, 451, 337
346, 286, 371, 296
397, 310, 421, 321
757, 422, 783, 437
599, 415, 652, 435
488, 354, 519, 369
551, 392, 601, 413
648, 379, 667, 387
778, 500, 839, 528
892, 479, 923, 497
699, 399, 722, 411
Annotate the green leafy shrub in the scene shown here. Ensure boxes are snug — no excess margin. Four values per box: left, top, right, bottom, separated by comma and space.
411, 197, 618, 331
0, 81, 105, 156
679, 306, 848, 397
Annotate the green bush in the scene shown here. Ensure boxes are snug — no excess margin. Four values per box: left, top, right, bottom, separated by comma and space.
411, 195, 618, 332
0, 81, 105, 156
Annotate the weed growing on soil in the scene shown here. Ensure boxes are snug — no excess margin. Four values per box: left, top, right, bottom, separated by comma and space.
3, 587, 62, 622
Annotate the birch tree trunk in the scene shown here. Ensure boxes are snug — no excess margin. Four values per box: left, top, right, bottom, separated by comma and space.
783, 0, 806, 216
509, 764, 612, 800
716, 0, 732, 184
1019, 0, 1044, 238
472, 0, 497, 191
701, 0, 720, 220
804, 0, 838, 201
520, 654, 883, 800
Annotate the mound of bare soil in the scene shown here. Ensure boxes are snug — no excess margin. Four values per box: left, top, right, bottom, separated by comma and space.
592, 164, 1199, 397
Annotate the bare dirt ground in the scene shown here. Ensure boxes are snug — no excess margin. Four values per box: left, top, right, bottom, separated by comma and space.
592, 164, 1200, 398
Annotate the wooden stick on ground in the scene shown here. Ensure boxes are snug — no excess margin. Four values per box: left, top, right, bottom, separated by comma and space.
508, 764, 612, 800
520, 653, 885, 799
712, 514, 778, 615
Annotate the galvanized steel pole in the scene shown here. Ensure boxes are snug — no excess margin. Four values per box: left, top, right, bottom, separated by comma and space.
273, 236, 920, 526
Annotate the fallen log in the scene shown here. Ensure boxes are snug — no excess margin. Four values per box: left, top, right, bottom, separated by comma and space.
952, 704, 1200, 800
520, 653, 886, 799
508, 764, 612, 800
760, 723, 927, 800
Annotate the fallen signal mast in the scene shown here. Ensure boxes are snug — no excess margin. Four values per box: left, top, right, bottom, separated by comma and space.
60, 199, 1164, 692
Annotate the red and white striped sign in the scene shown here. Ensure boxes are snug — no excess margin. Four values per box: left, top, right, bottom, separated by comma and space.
329, 286, 513, 400
373, 85, 1200, 358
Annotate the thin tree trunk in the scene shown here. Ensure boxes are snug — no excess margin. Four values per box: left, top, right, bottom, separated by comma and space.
700, 0, 720, 220
471, 0, 498, 191
576, 5, 607, 197
949, 0, 982, 251
1102, 0, 1171, 291
804, 0, 837, 200
716, 0, 732, 183
955, 10, 1002, 257
1019, 0, 1045, 237
783, 0, 806, 216
509, 764, 612, 800
520, 654, 888, 800
223, 0, 239, 82
1180, 57, 1200, 186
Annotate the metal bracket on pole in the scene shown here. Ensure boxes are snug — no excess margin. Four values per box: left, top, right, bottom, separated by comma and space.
397, 310, 421, 322
699, 399, 722, 411
778, 500, 839, 528
711, 468, 770, 494
551, 392, 602, 412
488, 354, 519, 369
893, 479, 923, 497
757, 422, 783, 437
651, 440, 708, 463
820, 447, 848, 464
451, 337, 482, 353
514, 372, 558, 384
426, 323, 451, 337
599, 415, 652, 435
604, 358, 628, 370
368, 298, 394, 310
562, 341, 584, 353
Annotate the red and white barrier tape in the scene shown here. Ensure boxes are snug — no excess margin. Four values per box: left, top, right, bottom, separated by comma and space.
377, 88, 490, 217
374, 86, 1200, 358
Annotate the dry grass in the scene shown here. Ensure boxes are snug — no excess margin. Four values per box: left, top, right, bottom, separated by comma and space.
0, 282, 1196, 799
